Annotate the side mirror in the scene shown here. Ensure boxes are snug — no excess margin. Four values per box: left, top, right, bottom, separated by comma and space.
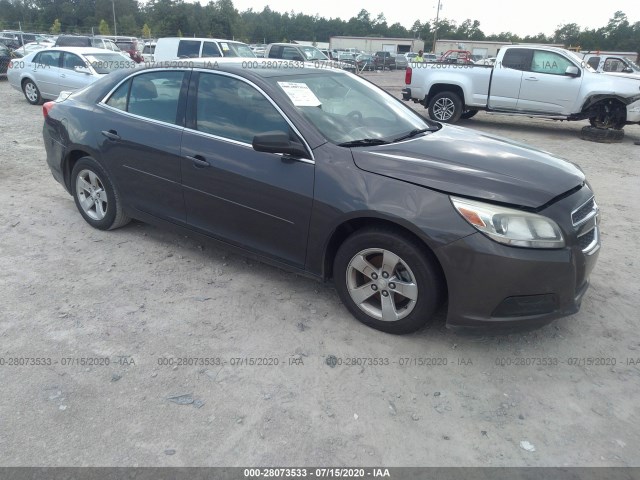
565, 65, 580, 77
252, 131, 308, 158
622, 67, 633, 73
74, 65, 91, 74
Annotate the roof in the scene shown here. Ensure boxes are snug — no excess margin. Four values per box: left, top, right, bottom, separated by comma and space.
44, 46, 122, 54
330, 36, 420, 42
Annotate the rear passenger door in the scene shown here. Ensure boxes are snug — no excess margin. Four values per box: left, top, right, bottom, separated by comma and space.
180, 71, 315, 267
96, 69, 189, 222
488, 48, 531, 111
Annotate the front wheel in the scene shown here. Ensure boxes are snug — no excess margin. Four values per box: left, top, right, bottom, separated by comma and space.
428, 91, 463, 123
333, 227, 443, 334
71, 157, 131, 230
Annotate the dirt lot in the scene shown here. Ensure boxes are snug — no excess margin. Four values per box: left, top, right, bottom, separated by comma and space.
0, 70, 639, 467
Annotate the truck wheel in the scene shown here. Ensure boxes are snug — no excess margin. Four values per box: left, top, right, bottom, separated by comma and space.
461, 109, 478, 120
428, 92, 463, 123
580, 126, 624, 144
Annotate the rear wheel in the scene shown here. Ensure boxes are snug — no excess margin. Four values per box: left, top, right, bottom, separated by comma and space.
71, 157, 131, 230
428, 91, 463, 123
22, 79, 42, 105
333, 227, 443, 334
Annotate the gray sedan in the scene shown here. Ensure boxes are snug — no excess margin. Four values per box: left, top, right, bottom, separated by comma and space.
8, 46, 134, 105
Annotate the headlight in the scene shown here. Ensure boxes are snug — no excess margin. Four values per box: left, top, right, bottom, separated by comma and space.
451, 197, 565, 248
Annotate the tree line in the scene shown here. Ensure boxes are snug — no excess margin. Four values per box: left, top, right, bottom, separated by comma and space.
0, 0, 638, 53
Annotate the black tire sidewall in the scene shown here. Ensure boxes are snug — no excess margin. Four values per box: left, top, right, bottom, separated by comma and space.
428, 91, 463, 123
333, 229, 442, 334
71, 157, 118, 230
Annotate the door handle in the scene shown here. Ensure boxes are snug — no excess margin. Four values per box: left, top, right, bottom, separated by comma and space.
101, 130, 121, 141
186, 155, 210, 168
525, 76, 538, 81
60, 74, 66, 78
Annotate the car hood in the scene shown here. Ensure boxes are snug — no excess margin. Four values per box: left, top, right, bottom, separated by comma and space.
351, 125, 585, 209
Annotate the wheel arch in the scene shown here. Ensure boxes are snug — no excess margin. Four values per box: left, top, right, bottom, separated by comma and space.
426, 83, 465, 107
321, 216, 448, 299
63, 149, 94, 193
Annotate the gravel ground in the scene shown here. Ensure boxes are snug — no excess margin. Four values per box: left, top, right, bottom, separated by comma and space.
0, 71, 639, 467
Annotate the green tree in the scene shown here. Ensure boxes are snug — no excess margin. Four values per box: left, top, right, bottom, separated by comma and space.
177, 28, 182, 37
99, 19, 111, 35
142, 23, 151, 38
50, 18, 61, 34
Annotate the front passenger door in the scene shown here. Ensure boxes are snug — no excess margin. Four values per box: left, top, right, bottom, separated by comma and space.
180, 72, 315, 267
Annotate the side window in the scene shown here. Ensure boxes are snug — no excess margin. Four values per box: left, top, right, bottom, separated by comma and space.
282, 46, 303, 61
106, 79, 131, 111
177, 40, 201, 58
501, 49, 531, 71
268, 45, 282, 58
202, 42, 221, 57
62, 53, 86, 70
603, 58, 624, 72
587, 57, 600, 70
531, 51, 575, 75
195, 73, 291, 144
35, 50, 61, 68
105, 71, 185, 124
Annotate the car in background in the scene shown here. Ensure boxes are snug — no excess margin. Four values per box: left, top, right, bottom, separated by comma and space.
356, 54, 375, 71
425, 53, 437, 62
54, 35, 121, 53
373, 51, 396, 70
583, 53, 640, 75
41, 60, 600, 334
97, 36, 145, 63
7, 47, 134, 104
395, 54, 408, 69
474, 57, 496, 66
337, 53, 357, 71
154, 37, 255, 61
250, 44, 266, 57
12, 40, 55, 56
1, 43, 13, 76
142, 41, 156, 62
405, 52, 418, 62
265, 43, 328, 62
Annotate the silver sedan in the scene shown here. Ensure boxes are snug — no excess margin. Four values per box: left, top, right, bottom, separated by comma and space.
7, 46, 134, 105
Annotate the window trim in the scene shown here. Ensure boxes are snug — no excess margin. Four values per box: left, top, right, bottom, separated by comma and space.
529, 49, 579, 76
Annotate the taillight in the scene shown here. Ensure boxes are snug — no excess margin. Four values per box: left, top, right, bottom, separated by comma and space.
405, 66, 412, 85
42, 101, 55, 118
8, 60, 13, 69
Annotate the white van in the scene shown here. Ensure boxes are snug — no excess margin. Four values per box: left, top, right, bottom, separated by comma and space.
154, 37, 255, 61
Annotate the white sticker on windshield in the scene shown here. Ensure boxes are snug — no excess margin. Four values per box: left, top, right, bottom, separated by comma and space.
220, 42, 229, 51
277, 82, 321, 107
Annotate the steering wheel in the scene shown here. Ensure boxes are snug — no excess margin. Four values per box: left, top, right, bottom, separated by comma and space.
347, 110, 363, 122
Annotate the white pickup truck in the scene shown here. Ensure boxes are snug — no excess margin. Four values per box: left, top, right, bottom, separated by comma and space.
402, 45, 640, 130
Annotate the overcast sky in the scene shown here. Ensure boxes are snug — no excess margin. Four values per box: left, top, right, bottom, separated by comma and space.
229, 0, 640, 37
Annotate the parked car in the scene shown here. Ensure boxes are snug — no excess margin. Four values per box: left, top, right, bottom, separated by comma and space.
1, 43, 12, 76
474, 57, 496, 66
582, 53, 640, 74
356, 54, 375, 71
403, 45, 640, 129
337, 53, 357, 71
374, 51, 396, 70
142, 41, 156, 62
395, 54, 408, 69
154, 37, 255, 61
265, 43, 328, 62
96, 36, 144, 63
41, 59, 599, 334
7, 47, 134, 105
405, 52, 418, 62
250, 44, 266, 57
53, 35, 121, 53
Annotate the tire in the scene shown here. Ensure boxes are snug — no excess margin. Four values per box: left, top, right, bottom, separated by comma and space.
22, 79, 43, 105
580, 126, 624, 144
71, 157, 131, 230
428, 91, 463, 123
589, 116, 625, 130
333, 227, 443, 334
460, 109, 478, 120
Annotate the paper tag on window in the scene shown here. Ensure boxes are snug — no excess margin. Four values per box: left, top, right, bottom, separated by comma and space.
220, 42, 229, 51
277, 82, 321, 107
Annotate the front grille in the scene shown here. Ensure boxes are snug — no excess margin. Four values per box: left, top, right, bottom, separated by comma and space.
572, 197, 596, 226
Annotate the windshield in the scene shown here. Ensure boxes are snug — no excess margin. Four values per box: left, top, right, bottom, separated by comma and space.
625, 58, 640, 71
300, 46, 328, 61
85, 53, 135, 74
271, 72, 435, 145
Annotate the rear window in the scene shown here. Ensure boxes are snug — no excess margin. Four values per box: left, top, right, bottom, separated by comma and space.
56, 36, 91, 47
115, 41, 136, 52
501, 48, 532, 71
